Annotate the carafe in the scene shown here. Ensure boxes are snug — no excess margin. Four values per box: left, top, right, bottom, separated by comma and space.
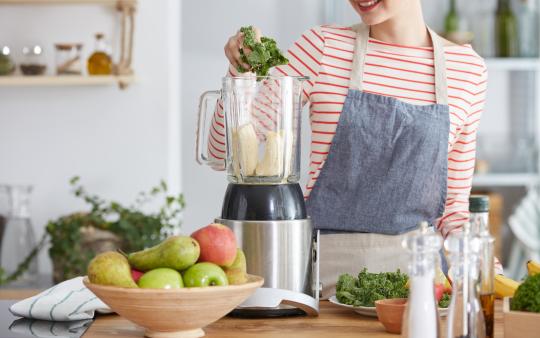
0, 185, 38, 282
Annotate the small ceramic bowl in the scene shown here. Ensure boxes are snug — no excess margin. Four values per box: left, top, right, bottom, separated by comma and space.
84, 274, 264, 338
374, 298, 407, 334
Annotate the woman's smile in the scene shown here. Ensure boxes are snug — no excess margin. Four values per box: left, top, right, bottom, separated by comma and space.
354, 0, 382, 13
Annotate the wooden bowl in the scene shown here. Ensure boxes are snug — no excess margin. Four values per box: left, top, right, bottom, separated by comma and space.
84, 274, 264, 338
374, 298, 407, 334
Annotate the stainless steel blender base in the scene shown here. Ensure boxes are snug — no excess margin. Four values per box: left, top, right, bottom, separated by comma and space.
217, 218, 320, 317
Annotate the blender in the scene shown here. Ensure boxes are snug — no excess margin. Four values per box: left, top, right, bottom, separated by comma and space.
196, 75, 319, 316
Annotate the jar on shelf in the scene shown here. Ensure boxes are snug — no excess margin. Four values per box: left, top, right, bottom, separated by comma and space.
0, 46, 15, 76
20, 45, 47, 76
55, 43, 83, 75
87, 33, 113, 75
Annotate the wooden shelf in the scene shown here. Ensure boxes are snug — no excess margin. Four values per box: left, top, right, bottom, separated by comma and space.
485, 58, 540, 71
472, 173, 539, 187
0, 0, 136, 5
0, 75, 135, 87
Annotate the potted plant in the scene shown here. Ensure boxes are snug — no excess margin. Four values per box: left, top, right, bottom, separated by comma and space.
0, 177, 185, 285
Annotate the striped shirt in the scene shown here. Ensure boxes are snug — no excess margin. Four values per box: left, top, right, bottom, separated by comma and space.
209, 25, 487, 238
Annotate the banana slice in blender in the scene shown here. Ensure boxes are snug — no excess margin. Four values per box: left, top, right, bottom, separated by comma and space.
256, 131, 284, 177
233, 123, 259, 176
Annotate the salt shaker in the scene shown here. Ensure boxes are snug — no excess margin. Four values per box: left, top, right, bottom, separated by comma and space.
401, 221, 443, 338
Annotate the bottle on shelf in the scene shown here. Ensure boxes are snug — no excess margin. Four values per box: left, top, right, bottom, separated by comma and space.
517, 0, 539, 57
445, 222, 486, 338
401, 221, 442, 338
445, 0, 460, 34
495, 0, 519, 57
469, 0, 496, 57
87, 33, 113, 75
469, 195, 495, 338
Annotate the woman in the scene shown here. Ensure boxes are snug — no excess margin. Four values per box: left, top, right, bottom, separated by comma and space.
212, 0, 487, 298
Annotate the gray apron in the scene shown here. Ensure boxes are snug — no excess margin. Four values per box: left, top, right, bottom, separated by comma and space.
305, 24, 450, 298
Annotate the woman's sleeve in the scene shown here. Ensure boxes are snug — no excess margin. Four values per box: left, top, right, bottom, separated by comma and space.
436, 64, 488, 238
206, 26, 325, 168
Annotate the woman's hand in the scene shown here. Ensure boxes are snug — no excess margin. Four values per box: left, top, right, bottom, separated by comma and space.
224, 27, 262, 71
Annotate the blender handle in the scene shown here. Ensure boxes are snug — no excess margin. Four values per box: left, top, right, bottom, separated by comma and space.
196, 90, 225, 168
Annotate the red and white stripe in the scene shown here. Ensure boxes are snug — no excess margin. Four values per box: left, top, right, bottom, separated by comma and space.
208, 25, 487, 238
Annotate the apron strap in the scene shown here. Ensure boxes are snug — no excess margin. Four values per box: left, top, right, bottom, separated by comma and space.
349, 23, 448, 105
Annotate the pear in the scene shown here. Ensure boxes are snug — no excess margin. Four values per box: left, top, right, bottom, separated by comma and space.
223, 248, 248, 285
128, 236, 200, 272
87, 251, 138, 288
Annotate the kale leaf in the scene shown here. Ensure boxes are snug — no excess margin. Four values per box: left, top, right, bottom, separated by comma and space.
511, 273, 540, 313
438, 293, 451, 308
336, 268, 409, 307
237, 26, 289, 77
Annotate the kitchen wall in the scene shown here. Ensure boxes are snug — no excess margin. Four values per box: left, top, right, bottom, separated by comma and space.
0, 0, 182, 273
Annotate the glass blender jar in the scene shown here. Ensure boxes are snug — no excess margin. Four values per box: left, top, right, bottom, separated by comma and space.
198, 75, 305, 185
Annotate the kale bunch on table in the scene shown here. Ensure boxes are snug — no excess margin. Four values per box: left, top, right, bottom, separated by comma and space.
511, 273, 540, 313
336, 269, 409, 307
236, 25, 289, 77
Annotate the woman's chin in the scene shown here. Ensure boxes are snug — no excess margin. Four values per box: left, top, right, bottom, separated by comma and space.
359, 14, 389, 26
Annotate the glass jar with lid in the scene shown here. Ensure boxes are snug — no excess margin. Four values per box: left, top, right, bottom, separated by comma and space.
0, 46, 15, 76
20, 45, 47, 76
55, 43, 83, 75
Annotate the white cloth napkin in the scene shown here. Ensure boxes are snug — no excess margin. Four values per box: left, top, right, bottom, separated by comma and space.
9, 277, 111, 321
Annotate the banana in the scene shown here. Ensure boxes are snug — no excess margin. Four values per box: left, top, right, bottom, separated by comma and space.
233, 123, 259, 176
256, 131, 283, 176
494, 274, 520, 298
527, 260, 540, 276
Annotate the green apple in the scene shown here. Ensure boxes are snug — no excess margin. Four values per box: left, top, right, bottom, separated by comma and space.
137, 268, 184, 289
183, 262, 229, 287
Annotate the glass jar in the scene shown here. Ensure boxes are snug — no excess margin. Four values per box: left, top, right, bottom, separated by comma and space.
0, 185, 38, 283
0, 46, 15, 76
20, 45, 47, 76
55, 43, 83, 75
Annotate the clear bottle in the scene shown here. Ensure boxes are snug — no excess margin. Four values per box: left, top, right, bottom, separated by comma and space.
401, 222, 443, 338
87, 33, 113, 75
495, 0, 519, 57
469, 195, 494, 338
445, 223, 486, 338
0, 185, 38, 282
517, 0, 539, 57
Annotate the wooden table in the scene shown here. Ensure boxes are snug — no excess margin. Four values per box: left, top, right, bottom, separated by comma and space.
1, 290, 504, 338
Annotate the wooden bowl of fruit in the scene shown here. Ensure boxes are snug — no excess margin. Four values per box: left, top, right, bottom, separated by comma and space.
84, 223, 264, 338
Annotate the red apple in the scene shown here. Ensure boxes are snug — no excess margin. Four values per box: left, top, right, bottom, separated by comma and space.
434, 284, 445, 302
191, 223, 237, 267
131, 268, 144, 283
